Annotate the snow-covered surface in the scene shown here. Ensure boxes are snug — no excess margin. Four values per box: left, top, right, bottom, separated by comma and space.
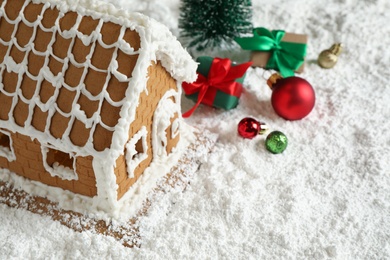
1, 0, 390, 258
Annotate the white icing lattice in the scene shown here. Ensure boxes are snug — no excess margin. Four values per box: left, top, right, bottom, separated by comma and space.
0, 0, 134, 156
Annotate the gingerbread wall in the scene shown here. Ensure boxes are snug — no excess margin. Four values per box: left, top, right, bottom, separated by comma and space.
115, 62, 180, 200
0, 130, 97, 197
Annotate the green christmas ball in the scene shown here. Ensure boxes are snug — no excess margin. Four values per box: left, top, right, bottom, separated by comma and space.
265, 131, 288, 154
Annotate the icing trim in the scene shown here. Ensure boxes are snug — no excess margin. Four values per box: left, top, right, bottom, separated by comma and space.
171, 118, 180, 139
125, 126, 148, 179
152, 89, 180, 159
0, 129, 16, 162
41, 145, 78, 181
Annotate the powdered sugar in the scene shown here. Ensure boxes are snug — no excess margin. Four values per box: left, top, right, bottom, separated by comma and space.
1, 0, 390, 258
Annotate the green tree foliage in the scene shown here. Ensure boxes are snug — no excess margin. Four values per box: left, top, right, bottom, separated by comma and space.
179, 0, 253, 52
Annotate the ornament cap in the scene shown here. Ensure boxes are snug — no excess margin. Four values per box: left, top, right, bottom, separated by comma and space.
329, 43, 343, 56
258, 121, 269, 135
267, 73, 283, 90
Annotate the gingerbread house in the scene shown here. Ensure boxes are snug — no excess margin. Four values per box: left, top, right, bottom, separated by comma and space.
0, 0, 197, 218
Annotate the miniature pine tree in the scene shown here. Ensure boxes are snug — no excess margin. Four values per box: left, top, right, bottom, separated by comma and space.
179, 0, 253, 52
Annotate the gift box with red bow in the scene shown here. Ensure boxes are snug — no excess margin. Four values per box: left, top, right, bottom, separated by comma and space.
182, 56, 252, 117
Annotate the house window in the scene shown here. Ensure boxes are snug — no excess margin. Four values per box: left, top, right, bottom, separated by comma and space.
41, 145, 78, 181
125, 127, 148, 179
0, 129, 16, 161
152, 89, 180, 158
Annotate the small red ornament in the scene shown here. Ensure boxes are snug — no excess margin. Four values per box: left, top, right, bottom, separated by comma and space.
238, 117, 260, 139
238, 117, 268, 139
267, 74, 315, 120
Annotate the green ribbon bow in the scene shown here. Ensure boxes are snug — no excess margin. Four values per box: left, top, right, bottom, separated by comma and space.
235, 27, 307, 77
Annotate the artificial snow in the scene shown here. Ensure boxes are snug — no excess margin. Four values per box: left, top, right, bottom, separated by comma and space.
1, 0, 390, 259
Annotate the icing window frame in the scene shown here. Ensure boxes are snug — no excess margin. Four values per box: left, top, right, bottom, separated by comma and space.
41, 145, 78, 181
125, 126, 148, 179
170, 117, 180, 139
0, 129, 16, 162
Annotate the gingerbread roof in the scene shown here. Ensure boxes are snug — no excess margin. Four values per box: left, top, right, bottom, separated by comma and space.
0, 0, 197, 157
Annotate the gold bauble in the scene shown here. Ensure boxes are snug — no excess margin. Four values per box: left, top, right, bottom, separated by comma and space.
318, 43, 343, 69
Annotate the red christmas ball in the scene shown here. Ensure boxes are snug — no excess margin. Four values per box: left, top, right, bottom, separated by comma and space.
238, 117, 261, 139
270, 76, 315, 120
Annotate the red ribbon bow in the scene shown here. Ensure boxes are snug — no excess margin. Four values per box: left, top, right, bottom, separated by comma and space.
182, 58, 252, 117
